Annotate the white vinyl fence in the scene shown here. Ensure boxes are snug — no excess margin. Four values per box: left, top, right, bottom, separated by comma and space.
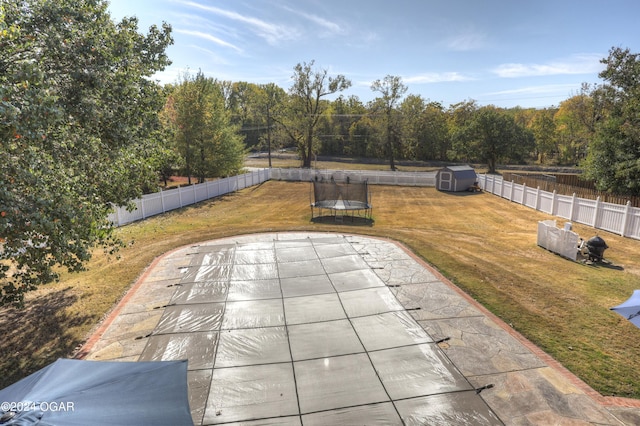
270, 168, 437, 186
108, 168, 437, 227
110, 168, 640, 241
479, 174, 640, 240
108, 169, 271, 226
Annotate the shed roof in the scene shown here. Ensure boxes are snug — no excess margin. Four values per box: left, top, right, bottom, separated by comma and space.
439, 165, 477, 180
443, 165, 475, 172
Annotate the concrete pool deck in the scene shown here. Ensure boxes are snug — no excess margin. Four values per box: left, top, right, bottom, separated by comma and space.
77, 232, 640, 425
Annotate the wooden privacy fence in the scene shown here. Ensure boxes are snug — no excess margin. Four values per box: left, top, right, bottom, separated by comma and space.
502, 172, 640, 207
479, 174, 640, 240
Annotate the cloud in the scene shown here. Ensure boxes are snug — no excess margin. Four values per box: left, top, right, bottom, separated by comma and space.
484, 84, 579, 96
186, 44, 232, 64
280, 6, 346, 37
175, 29, 242, 52
178, 0, 298, 45
444, 30, 488, 51
404, 72, 475, 84
493, 54, 604, 78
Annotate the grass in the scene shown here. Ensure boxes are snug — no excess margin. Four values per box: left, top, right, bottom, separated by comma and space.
2, 178, 640, 399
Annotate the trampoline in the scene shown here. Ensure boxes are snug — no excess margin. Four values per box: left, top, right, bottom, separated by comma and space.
310, 179, 372, 221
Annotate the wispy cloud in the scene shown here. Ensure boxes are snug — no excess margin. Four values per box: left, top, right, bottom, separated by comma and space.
493, 54, 604, 78
175, 29, 242, 52
187, 44, 232, 64
444, 30, 488, 51
178, 0, 297, 45
482, 83, 580, 98
281, 6, 346, 37
404, 72, 475, 84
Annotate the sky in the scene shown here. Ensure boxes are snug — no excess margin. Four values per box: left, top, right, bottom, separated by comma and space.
107, 0, 640, 109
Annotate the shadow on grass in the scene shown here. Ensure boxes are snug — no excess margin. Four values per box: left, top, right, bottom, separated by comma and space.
310, 215, 375, 226
580, 258, 625, 271
438, 190, 484, 197
0, 287, 92, 389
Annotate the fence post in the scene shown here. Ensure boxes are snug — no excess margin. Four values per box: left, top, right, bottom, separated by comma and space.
535, 186, 540, 211
140, 198, 146, 220
521, 182, 527, 205
569, 193, 576, 222
592, 196, 601, 227
510, 180, 515, 201
551, 190, 557, 215
621, 200, 632, 237
114, 205, 121, 227
178, 186, 183, 208
160, 188, 166, 213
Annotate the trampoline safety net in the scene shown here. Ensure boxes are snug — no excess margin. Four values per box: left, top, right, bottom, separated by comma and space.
310, 180, 372, 220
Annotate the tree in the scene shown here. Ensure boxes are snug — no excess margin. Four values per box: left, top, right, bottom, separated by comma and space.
447, 100, 479, 162
583, 47, 640, 195
455, 107, 534, 173
227, 81, 265, 150
256, 83, 286, 167
348, 114, 377, 158
418, 102, 451, 161
531, 108, 557, 164
0, 0, 173, 306
554, 87, 597, 165
163, 71, 245, 184
279, 60, 351, 168
399, 94, 426, 160
371, 75, 407, 170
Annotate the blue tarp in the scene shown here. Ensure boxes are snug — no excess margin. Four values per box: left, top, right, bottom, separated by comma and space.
0, 358, 193, 426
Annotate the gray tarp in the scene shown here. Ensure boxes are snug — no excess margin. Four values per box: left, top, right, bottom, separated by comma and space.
0, 359, 192, 426
611, 289, 640, 328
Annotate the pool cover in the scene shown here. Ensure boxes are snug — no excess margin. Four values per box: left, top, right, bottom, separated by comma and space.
139, 234, 502, 425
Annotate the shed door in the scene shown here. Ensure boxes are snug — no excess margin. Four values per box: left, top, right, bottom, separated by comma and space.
439, 171, 453, 191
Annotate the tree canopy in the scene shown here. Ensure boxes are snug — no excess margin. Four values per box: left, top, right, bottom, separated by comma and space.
0, 0, 173, 305
371, 75, 407, 170
278, 61, 351, 168
161, 71, 245, 184
583, 47, 640, 195
453, 106, 534, 173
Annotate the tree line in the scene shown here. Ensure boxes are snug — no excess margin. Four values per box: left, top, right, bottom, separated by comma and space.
171, 53, 635, 186
2, 0, 640, 305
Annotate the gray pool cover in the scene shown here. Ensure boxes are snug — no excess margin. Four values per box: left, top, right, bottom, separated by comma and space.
137, 234, 501, 425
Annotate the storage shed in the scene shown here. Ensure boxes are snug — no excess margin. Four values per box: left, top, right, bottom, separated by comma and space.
436, 165, 477, 192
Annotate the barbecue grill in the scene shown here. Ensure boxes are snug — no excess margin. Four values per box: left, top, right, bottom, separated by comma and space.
585, 235, 608, 262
